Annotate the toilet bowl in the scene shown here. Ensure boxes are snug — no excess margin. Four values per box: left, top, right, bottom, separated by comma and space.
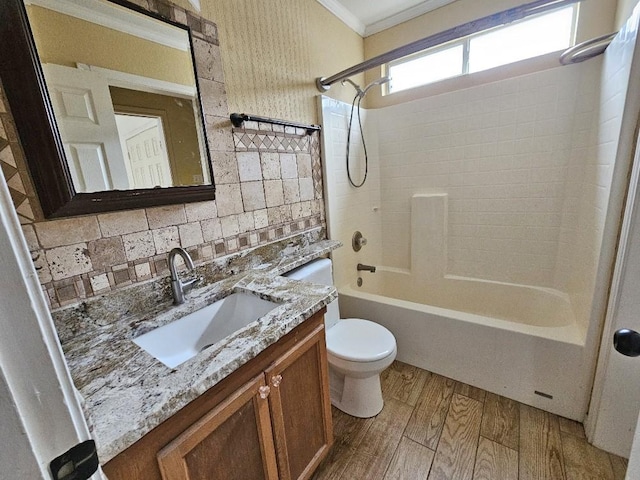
284, 258, 397, 418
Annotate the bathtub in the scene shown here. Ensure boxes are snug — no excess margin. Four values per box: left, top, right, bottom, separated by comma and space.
338, 267, 591, 420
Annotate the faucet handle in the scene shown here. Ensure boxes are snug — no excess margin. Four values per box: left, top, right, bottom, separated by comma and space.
182, 276, 199, 290
352, 231, 368, 252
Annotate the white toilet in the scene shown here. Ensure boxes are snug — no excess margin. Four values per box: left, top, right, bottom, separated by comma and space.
285, 258, 397, 418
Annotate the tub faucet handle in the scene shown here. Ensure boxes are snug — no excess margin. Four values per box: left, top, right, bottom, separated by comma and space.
352, 231, 367, 252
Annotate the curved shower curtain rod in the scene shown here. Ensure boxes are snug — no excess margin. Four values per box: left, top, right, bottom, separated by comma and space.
316, 0, 582, 92
560, 32, 618, 65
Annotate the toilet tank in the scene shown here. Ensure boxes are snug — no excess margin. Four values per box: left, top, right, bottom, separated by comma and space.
283, 258, 341, 328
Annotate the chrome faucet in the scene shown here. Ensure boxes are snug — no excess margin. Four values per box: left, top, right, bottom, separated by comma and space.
357, 263, 376, 273
168, 247, 198, 304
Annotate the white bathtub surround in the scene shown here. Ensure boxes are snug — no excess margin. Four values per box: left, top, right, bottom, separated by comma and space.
318, 96, 382, 289
411, 193, 447, 278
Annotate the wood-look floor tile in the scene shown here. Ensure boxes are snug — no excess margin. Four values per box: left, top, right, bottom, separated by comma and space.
405, 373, 455, 450
331, 406, 374, 450
383, 361, 430, 407
316, 363, 620, 480
338, 451, 384, 479
383, 436, 435, 480
558, 417, 586, 439
519, 404, 565, 480
356, 398, 414, 476
312, 440, 353, 480
481, 392, 519, 451
313, 407, 374, 480
428, 393, 483, 480
561, 432, 615, 480
609, 453, 628, 480
455, 381, 486, 403
473, 436, 518, 480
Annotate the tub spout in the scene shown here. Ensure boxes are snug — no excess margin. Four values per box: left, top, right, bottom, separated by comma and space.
357, 263, 376, 273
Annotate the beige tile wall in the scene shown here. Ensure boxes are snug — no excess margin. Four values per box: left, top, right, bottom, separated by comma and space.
0, 0, 325, 309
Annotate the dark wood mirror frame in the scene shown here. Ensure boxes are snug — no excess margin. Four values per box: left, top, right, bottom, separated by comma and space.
0, 0, 215, 219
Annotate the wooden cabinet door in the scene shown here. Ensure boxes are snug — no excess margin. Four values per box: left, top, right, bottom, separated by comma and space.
266, 324, 333, 480
157, 374, 279, 480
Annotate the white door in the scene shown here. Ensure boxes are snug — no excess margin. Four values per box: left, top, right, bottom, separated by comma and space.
628, 413, 640, 478
0, 168, 105, 478
587, 113, 640, 458
119, 116, 173, 188
43, 64, 129, 192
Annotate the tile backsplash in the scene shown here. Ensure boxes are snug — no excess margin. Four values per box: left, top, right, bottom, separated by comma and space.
0, 0, 326, 309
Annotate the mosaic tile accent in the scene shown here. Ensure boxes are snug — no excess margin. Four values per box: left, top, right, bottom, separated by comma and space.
233, 128, 311, 153
0, 84, 36, 224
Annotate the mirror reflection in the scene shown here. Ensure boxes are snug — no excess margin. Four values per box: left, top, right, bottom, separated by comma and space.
25, 0, 211, 193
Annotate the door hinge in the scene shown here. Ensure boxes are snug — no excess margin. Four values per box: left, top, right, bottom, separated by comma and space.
50, 440, 99, 480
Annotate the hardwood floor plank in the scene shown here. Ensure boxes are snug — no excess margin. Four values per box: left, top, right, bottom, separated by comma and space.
609, 453, 628, 480
428, 393, 483, 480
558, 417, 586, 439
455, 381, 486, 403
481, 392, 519, 451
472, 436, 518, 480
561, 432, 615, 480
383, 436, 435, 480
519, 404, 565, 480
383, 361, 430, 407
405, 373, 456, 450
357, 398, 414, 475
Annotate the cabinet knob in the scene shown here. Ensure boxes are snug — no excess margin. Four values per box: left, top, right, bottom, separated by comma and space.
259, 385, 271, 399
271, 374, 283, 387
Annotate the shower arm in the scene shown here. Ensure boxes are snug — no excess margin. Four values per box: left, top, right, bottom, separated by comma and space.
316, 0, 582, 92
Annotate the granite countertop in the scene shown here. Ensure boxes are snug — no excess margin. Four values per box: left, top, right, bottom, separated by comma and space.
53, 235, 341, 463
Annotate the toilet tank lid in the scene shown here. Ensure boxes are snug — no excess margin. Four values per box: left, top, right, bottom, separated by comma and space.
283, 258, 332, 284
326, 319, 396, 362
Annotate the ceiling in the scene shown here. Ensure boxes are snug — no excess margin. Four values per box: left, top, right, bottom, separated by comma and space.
317, 0, 458, 37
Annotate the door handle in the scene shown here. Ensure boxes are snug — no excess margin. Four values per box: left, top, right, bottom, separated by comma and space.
614, 329, 640, 357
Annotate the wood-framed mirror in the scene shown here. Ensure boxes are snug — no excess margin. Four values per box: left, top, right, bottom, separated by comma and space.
0, 0, 215, 218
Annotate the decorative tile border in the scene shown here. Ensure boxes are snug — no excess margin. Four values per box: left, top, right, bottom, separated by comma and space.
232, 125, 311, 153
0, 83, 37, 224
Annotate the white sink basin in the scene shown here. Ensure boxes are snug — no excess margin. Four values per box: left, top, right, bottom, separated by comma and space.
133, 292, 279, 368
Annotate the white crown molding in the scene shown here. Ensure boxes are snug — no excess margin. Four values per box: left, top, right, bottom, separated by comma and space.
25, 0, 189, 51
365, 0, 458, 36
316, 0, 366, 36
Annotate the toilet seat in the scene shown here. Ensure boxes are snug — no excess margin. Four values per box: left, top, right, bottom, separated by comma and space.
326, 318, 396, 362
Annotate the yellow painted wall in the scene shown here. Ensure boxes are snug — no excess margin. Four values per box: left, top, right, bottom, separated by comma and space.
616, 0, 640, 27
362, 0, 617, 108
203, 0, 364, 124
27, 5, 194, 86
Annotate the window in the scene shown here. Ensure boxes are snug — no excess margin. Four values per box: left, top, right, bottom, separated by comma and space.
386, 5, 578, 94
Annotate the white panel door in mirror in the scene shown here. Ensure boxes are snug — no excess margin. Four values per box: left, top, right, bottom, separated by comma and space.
44, 63, 128, 192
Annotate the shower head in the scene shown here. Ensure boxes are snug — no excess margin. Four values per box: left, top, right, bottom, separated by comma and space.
361, 76, 391, 96
341, 78, 364, 97
342, 76, 391, 98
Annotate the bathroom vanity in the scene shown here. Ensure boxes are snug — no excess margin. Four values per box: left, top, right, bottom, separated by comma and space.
104, 310, 331, 480
50, 233, 341, 479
